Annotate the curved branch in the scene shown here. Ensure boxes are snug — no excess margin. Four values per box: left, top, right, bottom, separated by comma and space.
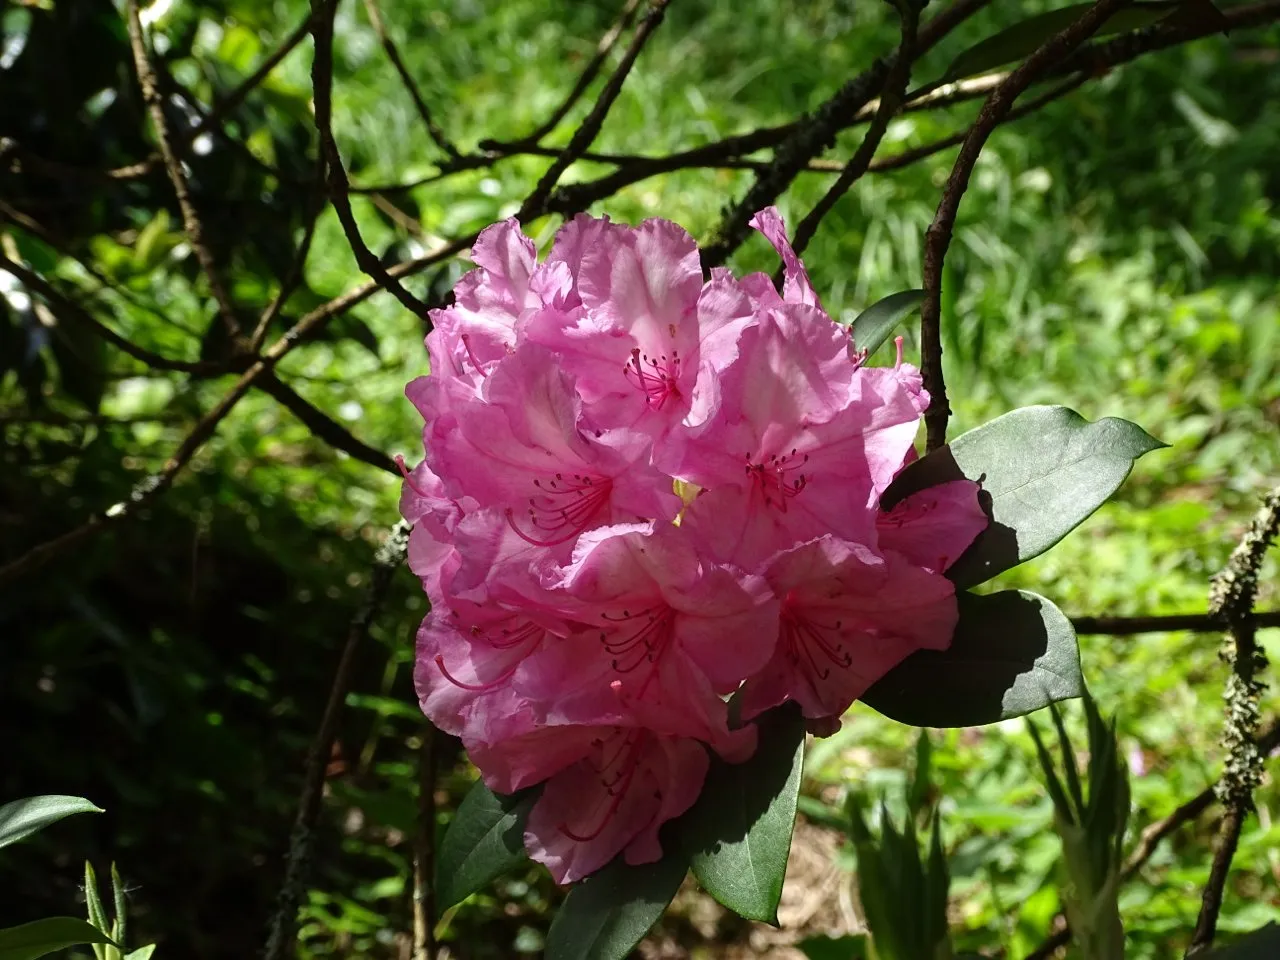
362, 0, 460, 160
919, 0, 1134, 452
699, 0, 992, 269
125, 0, 242, 340
492, 0, 645, 148
311, 0, 433, 320
789, 2, 919, 258
0, 254, 226, 375
1187, 485, 1280, 955
516, 0, 672, 222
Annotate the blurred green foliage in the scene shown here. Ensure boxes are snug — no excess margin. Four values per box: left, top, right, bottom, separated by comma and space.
1, 0, 1278, 957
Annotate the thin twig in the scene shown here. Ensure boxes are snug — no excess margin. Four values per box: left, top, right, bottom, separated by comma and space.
124, 0, 242, 341
1187, 486, 1280, 955
258, 375, 398, 475
311, 0, 433, 320
699, 0, 990, 269
250, 163, 327, 352
361, 0, 460, 160
0, 233, 469, 589
918, 0, 1133, 452
867, 74, 1090, 175
0, 254, 226, 375
1071, 610, 1280, 636
788, 1, 920, 259
498, 0, 645, 148
516, 0, 672, 223
1024, 717, 1280, 960
412, 725, 439, 960
263, 523, 410, 960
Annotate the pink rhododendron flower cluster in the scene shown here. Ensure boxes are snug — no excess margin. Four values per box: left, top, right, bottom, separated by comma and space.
401, 208, 987, 884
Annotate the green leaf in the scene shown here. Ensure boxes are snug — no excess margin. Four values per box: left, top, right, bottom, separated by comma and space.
861, 589, 1082, 727
846, 289, 923, 357
1208, 923, 1280, 959
797, 933, 868, 960
133, 210, 176, 272
544, 853, 688, 960
942, 2, 1181, 81
886, 406, 1164, 589
123, 947, 156, 960
435, 780, 534, 911
684, 704, 806, 923
0, 918, 118, 960
84, 863, 109, 960
907, 731, 933, 817
0, 796, 102, 850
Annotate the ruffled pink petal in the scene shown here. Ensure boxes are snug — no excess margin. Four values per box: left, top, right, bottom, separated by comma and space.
877, 479, 987, 574
523, 730, 708, 884
738, 537, 957, 722
749, 206, 819, 307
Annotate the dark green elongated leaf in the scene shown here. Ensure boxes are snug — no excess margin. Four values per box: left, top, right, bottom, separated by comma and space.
544, 852, 688, 960
846, 289, 923, 357
942, 2, 1180, 81
0, 917, 118, 960
886, 406, 1163, 589
861, 589, 1082, 727
683, 704, 805, 924
0, 796, 102, 850
1209, 922, 1280, 959
907, 731, 933, 817
435, 780, 535, 911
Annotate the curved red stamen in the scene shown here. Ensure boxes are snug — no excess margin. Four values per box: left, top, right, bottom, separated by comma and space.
623, 346, 682, 410
558, 731, 651, 841
745, 448, 809, 513
781, 610, 853, 682
504, 473, 612, 546
459, 333, 488, 377
395, 454, 431, 499
435, 654, 520, 692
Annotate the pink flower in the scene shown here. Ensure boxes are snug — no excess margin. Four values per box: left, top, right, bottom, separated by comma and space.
665, 300, 924, 568
401, 208, 989, 887
523, 729, 708, 884
526, 218, 751, 438
524, 523, 775, 753
414, 343, 680, 555
877, 479, 988, 574
737, 536, 958, 724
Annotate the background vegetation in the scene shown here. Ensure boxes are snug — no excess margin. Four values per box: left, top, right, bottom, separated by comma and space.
1, 0, 1278, 957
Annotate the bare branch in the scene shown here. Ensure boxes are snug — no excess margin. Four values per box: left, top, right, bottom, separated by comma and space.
0, 232, 471, 588
413, 725, 439, 960
361, 0, 460, 160
919, 0, 1133, 452
516, 0, 673, 222
1188, 485, 1280, 955
263, 523, 410, 960
0, 253, 225, 375
258, 374, 398, 475
494, 0, 645, 148
1071, 609, 1280, 636
789, 2, 920, 259
311, 0, 433, 321
867, 74, 1089, 174
124, 0, 242, 340
699, 0, 991, 269
197, 12, 316, 141
250, 166, 327, 352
